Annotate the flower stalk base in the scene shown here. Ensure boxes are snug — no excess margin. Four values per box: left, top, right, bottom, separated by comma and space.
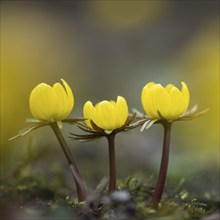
151, 122, 172, 209
50, 122, 86, 202
107, 133, 116, 194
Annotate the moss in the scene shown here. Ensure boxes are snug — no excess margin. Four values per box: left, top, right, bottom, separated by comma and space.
0, 174, 219, 220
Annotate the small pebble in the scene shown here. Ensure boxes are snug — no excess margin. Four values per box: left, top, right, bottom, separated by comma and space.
111, 190, 131, 204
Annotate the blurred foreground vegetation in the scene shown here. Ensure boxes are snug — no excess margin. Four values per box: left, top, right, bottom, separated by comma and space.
1, 148, 219, 220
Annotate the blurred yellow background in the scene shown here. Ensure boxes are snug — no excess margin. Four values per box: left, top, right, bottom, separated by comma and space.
1, 1, 219, 189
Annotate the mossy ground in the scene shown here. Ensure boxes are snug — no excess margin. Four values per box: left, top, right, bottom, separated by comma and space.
0, 167, 219, 220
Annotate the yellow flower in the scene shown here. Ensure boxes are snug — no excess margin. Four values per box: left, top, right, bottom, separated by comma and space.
29, 79, 74, 122
83, 96, 128, 133
141, 82, 190, 121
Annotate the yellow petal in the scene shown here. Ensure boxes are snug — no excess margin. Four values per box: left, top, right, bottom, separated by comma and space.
29, 83, 55, 121
52, 83, 69, 119
141, 82, 156, 117
83, 101, 96, 129
96, 101, 115, 131
148, 84, 166, 118
165, 83, 175, 92
181, 82, 190, 113
115, 96, 128, 127
61, 78, 74, 113
168, 87, 183, 120
157, 85, 171, 119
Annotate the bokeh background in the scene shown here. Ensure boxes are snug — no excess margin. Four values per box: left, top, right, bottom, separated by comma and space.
1, 0, 219, 200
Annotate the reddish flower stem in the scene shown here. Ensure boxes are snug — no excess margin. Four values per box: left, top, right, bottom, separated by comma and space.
151, 122, 172, 209
107, 133, 116, 194
50, 122, 87, 202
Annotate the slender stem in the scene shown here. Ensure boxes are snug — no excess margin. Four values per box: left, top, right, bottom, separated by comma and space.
151, 122, 172, 209
50, 122, 86, 202
107, 133, 116, 194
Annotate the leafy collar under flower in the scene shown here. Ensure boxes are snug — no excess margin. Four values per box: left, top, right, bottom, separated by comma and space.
70, 113, 138, 141
9, 118, 85, 140
134, 105, 210, 132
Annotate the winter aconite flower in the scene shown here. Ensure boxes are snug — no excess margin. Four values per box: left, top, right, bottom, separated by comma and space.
29, 79, 74, 122
10, 79, 87, 202
83, 96, 129, 134
138, 81, 209, 209
141, 82, 189, 121
71, 96, 136, 194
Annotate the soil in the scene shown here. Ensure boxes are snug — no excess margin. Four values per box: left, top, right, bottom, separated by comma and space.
1, 174, 219, 220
